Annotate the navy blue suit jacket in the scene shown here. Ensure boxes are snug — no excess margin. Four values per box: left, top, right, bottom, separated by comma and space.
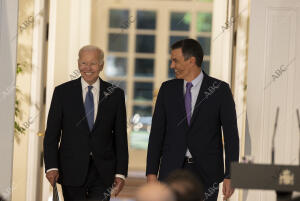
44, 78, 128, 186
146, 72, 239, 186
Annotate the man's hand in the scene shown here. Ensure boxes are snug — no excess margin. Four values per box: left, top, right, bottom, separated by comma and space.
112, 177, 125, 197
147, 174, 158, 183
223, 179, 234, 200
46, 170, 59, 187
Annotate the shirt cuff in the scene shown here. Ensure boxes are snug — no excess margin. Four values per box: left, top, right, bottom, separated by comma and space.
115, 174, 125, 180
47, 169, 124, 180
46, 168, 58, 173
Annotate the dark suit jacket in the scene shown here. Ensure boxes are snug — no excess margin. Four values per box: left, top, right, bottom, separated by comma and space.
146, 72, 239, 186
43, 77, 128, 186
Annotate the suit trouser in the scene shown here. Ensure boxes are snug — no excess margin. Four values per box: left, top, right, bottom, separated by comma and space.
183, 161, 219, 201
62, 156, 112, 201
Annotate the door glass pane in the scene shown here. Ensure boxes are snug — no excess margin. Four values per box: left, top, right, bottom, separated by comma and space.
108, 34, 128, 52
168, 59, 175, 78
202, 61, 210, 74
133, 106, 152, 116
130, 106, 152, 149
169, 36, 188, 53
109, 9, 129, 28
197, 37, 211, 55
135, 35, 155, 53
170, 12, 191, 31
197, 12, 212, 32
134, 82, 153, 101
137, 10, 156, 30
105, 56, 127, 77
107, 80, 127, 94
135, 59, 154, 77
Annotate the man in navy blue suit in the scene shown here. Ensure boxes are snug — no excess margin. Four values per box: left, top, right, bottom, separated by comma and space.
146, 39, 239, 201
44, 45, 128, 201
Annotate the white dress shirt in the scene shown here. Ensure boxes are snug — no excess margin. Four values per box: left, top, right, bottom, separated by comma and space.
183, 71, 204, 158
47, 78, 125, 180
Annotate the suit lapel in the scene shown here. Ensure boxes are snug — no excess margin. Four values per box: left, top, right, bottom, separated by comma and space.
189, 72, 210, 128
177, 79, 189, 129
73, 78, 90, 132
92, 78, 108, 132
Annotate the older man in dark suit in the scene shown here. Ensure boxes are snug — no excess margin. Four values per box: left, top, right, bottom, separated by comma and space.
146, 39, 239, 201
44, 45, 128, 201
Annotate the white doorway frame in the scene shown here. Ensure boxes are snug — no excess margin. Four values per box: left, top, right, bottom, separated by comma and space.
42, 0, 237, 200
25, 0, 48, 200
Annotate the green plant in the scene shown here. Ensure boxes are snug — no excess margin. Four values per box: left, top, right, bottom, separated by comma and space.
14, 63, 26, 135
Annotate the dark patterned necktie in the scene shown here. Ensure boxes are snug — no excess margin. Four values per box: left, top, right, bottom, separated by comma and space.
185, 82, 193, 125
84, 86, 94, 131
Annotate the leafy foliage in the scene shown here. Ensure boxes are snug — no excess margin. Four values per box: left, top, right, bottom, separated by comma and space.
14, 63, 26, 135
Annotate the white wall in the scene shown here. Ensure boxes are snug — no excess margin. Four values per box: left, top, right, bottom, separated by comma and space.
210, 0, 233, 82
0, 0, 19, 200
246, 0, 300, 200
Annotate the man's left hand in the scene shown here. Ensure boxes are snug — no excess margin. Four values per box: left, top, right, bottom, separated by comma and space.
112, 177, 125, 197
223, 179, 234, 200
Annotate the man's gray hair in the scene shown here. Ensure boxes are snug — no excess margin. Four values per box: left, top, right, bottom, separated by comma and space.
78, 45, 104, 64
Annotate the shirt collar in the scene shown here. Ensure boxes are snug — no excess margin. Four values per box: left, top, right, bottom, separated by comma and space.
81, 77, 100, 91
184, 70, 204, 88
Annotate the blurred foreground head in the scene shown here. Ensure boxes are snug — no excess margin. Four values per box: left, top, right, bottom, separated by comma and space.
0, 196, 6, 201
165, 170, 205, 201
136, 182, 176, 201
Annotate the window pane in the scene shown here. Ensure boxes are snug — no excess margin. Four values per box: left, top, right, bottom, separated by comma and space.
105, 56, 127, 77
168, 59, 175, 78
170, 12, 191, 31
197, 37, 211, 55
135, 35, 155, 53
135, 59, 154, 77
108, 34, 128, 52
137, 11, 156, 30
134, 82, 153, 101
133, 106, 152, 116
202, 61, 210, 74
169, 36, 188, 48
109, 9, 129, 28
130, 130, 150, 150
107, 80, 127, 94
197, 13, 212, 32
130, 107, 152, 149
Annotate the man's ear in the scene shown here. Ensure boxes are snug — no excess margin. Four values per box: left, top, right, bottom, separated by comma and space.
99, 62, 104, 71
189, 56, 196, 65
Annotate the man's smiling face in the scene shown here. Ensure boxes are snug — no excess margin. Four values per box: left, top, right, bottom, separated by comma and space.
78, 50, 103, 85
170, 48, 193, 80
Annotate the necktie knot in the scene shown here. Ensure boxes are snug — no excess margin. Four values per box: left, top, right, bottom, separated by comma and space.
186, 82, 193, 90
88, 86, 93, 92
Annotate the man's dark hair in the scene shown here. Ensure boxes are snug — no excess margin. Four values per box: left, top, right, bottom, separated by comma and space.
171, 38, 204, 67
0, 196, 6, 201
165, 170, 205, 201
